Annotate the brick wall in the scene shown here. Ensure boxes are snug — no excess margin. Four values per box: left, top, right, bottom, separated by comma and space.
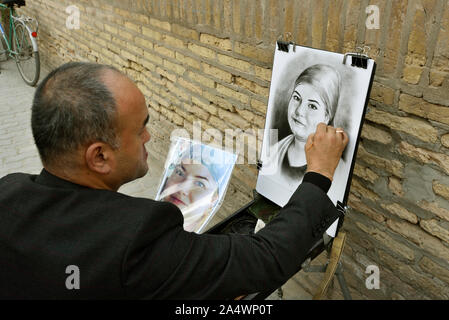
20, 0, 449, 299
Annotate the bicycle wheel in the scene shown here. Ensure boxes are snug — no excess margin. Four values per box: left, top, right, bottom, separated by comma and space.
12, 21, 40, 86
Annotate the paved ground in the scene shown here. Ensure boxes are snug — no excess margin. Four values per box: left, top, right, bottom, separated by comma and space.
0, 58, 163, 198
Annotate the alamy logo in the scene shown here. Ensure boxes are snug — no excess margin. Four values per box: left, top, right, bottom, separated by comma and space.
65, 265, 80, 290
365, 5, 380, 30
66, 5, 80, 30
365, 265, 380, 289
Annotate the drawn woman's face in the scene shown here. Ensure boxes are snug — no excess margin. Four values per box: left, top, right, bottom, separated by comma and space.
287, 83, 329, 142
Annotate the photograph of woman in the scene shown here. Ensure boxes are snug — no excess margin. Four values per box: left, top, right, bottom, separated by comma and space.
257, 45, 376, 237
155, 138, 237, 233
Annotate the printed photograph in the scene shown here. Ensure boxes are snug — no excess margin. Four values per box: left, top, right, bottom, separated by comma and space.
257, 45, 375, 235
155, 137, 237, 233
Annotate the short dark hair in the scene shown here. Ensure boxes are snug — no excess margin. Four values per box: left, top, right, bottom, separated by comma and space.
32, 62, 120, 167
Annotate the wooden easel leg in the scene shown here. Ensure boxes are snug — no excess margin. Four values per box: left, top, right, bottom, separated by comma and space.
301, 232, 351, 300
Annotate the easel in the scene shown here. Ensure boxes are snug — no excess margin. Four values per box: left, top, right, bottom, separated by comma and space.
301, 231, 352, 300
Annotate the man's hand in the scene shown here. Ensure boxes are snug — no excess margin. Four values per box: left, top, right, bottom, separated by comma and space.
305, 123, 349, 181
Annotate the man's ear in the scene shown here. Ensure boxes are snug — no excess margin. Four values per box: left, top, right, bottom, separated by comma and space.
85, 142, 114, 174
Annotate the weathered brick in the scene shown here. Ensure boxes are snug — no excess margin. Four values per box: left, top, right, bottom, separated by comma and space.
218, 109, 250, 129
163, 59, 186, 75
188, 71, 215, 88
398, 141, 449, 176
142, 26, 163, 41
441, 134, 449, 149
250, 99, 267, 114
182, 104, 210, 121
124, 21, 141, 33
154, 45, 176, 59
202, 63, 233, 83
150, 17, 171, 31
381, 203, 418, 224
134, 37, 154, 51
216, 84, 250, 105
383, 0, 408, 76
370, 82, 395, 106
433, 181, 449, 201
235, 77, 269, 97
430, 4, 449, 87
386, 219, 449, 262
348, 194, 386, 223
366, 109, 438, 143
418, 200, 449, 222
143, 51, 163, 66
178, 77, 203, 95
209, 115, 228, 132
388, 177, 404, 197
402, 4, 429, 84
353, 163, 379, 183
399, 94, 449, 126
172, 23, 199, 40
357, 144, 404, 178
254, 65, 272, 82
419, 256, 449, 285
420, 219, 449, 244
188, 43, 216, 60
350, 178, 380, 202
121, 50, 138, 62
192, 96, 218, 116
202, 91, 235, 112
217, 54, 252, 73
361, 123, 392, 145
176, 52, 201, 70
234, 42, 273, 64
164, 35, 186, 49
379, 249, 449, 299
325, 0, 344, 52
156, 66, 177, 82
200, 33, 232, 51
355, 221, 414, 261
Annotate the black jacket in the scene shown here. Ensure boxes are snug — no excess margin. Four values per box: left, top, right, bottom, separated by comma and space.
0, 169, 340, 299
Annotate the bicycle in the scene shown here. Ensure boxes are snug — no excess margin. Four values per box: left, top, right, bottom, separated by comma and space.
0, 0, 40, 86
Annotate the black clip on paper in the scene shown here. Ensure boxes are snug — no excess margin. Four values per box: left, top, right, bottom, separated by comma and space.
352, 55, 368, 68
277, 40, 290, 52
342, 46, 370, 69
277, 32, 296, 53
336, 201, 347, 216
336, 201, 348, 231
256, 160, 263, 171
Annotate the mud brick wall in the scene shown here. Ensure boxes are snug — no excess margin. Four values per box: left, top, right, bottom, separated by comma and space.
20, 0, 449, 299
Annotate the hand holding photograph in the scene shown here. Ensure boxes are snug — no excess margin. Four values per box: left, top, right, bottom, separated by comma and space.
155, 137, 237, 234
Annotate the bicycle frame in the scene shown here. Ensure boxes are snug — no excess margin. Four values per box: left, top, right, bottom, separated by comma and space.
0, 3, 38, 58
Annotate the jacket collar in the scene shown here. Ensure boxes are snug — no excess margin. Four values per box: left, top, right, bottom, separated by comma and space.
35, 168, 90, 190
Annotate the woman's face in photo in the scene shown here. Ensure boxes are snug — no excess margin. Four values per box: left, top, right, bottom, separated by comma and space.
287, 83, 329, 141
161, 158, 218, 218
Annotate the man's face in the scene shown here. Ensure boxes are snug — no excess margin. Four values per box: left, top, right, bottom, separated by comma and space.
104, 71, 150, 186
161, 158, 218, 224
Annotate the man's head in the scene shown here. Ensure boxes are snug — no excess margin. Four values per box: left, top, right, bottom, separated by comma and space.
32, 62, 150, 190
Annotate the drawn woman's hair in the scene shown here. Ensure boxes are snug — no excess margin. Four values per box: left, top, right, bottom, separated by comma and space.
293, 64, 341, 124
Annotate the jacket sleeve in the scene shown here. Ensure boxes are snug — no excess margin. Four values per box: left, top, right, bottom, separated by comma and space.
121, 182, 342, 299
